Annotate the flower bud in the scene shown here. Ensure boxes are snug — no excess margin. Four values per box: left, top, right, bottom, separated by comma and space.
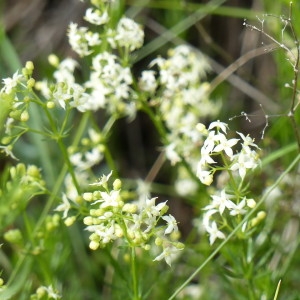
64, 216, 76, 226
4, 229, 23, 244
25, 61, 34, 71
83, 192, 94, 201
20, 111, 29, 122
89, 240, 100, 250
113, 179, 122, 190
48, 54, 59, 67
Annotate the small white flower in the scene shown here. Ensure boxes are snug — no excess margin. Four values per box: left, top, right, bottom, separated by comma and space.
230, 150, 258, 179
153, 244, 182, 266
208, 120, 228, 134
139, 70, 157, 93
115, 17, 144, 51
162, 214, 178, 235
213, 134, 239, 158
207, 189, 232, 215
90, 171, 113, 187
84, 8, 109, 25
227, 198, 247, 216
236, 131, 259, 149
94, 190, 120, 208
55, 194, 71, 219
144, 197, 167, 217
206, 221, 225, 245
1, 71, 23, 94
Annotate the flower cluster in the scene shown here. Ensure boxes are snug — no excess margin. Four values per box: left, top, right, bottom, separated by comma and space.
194, 121, 265, 245
196, 120, 260, 185
71, 172, 184, 266
140, 45, 220, 169
201, 189, 260, 245
35, 1, 144, 117
0, 62, 34, 159
30, 285, 61, 300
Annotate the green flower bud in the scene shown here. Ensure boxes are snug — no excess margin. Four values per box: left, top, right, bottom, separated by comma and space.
25, 61, 34, 71
27, 78, 35, 89
113, 179, 122, 190
83, 216, 93, 225
89, 240, 100, 250
4, 229, 23, 244
64, 216, 76, 226
27, 165, 40, 178
1, 136, 11, 145
46, 101, 55, 109
48, 54, 59, 67
155, 237, 163, 246
20, 111, 29, 122
83, 192, 93, 201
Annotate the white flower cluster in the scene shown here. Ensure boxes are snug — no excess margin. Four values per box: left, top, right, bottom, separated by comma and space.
202, 189, 258, 245
0, 62, 34, 159
68, 5, 144, 57
196, 120, 260, 185
32, 285, 61, 300
36, 2, 144, 116
140, 45, 220, 167
80, 172, 184, 266
194, 120, 264, 245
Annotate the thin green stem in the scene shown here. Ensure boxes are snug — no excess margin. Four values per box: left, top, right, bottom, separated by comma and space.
131, 246, 140, 300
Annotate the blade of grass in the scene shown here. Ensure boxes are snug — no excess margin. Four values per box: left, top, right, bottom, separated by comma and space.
134, 0, 227, 62
128, 0, 260, 20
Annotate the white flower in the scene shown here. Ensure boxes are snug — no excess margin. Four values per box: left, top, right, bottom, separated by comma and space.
68, 22, 91, 57
84, 8, 109, 25
165, 143, 181, 165
1, 71, 23, 94
153, 244, 182, 266
208, 120, 228, 134
227, 198, 247, 216
115, 17, 144, 51
230, 150, 258, 179
38, 285, 61, 299
94, 190, 121, 208
197, 169, 213, 186
206, 189, 232, 215
162, 214, 178, 235
52, 83, 72, 109
236, 131, 259, 149
200, 146, 216, 165
213, 134, 239, 158
139, 70, 157, 93
55, 194, 71, 219
144, 197, 167, 217
90, 171, 113, 187
206, 221, 225, 245
203, 131, 217, 153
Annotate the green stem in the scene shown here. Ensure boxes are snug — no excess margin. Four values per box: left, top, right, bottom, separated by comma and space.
131, 246, 140, 300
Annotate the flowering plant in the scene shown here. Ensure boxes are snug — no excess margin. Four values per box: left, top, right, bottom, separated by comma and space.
0, 0, 300, 299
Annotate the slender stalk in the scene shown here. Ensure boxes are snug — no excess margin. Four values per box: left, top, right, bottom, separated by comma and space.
131, 246, 140, 300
